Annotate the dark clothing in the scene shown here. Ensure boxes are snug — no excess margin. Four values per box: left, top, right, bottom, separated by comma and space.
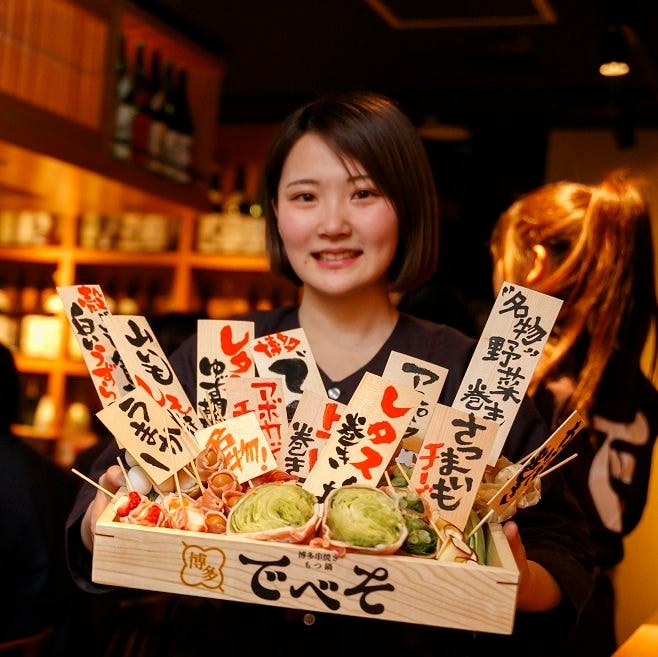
534, 351, 658, 656
0, 431, 84, 653
66, 308, 594, 656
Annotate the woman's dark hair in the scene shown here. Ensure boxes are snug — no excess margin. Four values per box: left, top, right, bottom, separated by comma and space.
262, 91, 440, 293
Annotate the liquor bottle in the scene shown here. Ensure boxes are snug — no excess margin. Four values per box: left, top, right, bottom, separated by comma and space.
147, 58, 173, 174
112, 34, 134, 161
0, 271, 20, 348
224, 165, 247, 215
130, 44, 152, 168
116, 278, 140, 315
167, 68, 195, 183
40, 271, 62, 315
208, 169, 224, 212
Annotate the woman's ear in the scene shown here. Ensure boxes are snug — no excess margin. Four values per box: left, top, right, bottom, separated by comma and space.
526, 244, 548, 285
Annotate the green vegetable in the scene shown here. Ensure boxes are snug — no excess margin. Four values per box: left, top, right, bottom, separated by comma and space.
464, 510, 487, 564
401, 515, 438, 556
326, 486, 406, 548
228, 482, 317, 533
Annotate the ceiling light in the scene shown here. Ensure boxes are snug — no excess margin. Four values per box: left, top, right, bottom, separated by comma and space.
599, 24, 630, 77
416, 116, 472, 142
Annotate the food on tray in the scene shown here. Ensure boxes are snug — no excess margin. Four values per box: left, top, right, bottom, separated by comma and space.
400, 514, 438, 556
226, 481, 321, 543
320, 485, 408, 554
473, 456, 541, 522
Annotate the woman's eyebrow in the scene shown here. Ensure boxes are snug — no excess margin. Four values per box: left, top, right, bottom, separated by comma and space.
285, 178, 318, 188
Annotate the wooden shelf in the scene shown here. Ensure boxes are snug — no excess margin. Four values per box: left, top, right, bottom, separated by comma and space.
0, 0, 268, 467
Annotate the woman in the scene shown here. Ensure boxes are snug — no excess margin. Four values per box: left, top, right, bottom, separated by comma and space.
489, 169, 658, 655
67, 92, 593, 656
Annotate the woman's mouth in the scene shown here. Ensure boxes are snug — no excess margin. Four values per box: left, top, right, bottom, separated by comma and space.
313, 250, 361, 261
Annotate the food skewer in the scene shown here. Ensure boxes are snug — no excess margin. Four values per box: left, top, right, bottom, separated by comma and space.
71, 468, 115, 498
116, 457, 134, 492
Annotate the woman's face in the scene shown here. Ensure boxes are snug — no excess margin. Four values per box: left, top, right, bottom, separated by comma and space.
274, 133, 398, 299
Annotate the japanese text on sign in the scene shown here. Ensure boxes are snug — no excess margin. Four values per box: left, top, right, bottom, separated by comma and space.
453, 282, 562, 465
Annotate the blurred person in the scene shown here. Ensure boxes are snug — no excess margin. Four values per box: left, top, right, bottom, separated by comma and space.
489, 169, 658, 656
66, 91, 594, 656
0, 342, 86, 655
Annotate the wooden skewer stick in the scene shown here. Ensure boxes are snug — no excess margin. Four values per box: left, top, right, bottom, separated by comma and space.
383, 470, 395, 497
71, 468, 114, 498
395, 461, 413, 486
539, 453, 578, 478
465, 509, 494, 541
183, 463, 205, 493
116, 457, 134, 491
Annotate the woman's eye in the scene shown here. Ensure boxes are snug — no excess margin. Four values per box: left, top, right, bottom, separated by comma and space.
292, 192, 315, 202
353, 188, 377, 200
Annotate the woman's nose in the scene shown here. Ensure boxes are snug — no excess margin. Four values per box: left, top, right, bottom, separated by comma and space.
318, 199, 351, 236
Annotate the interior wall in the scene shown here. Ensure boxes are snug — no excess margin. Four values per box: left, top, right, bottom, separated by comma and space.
546, 129, 658, 644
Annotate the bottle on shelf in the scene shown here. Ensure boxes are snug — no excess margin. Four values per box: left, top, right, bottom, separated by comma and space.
197, 169, 226, 253
147, 58, 173, 174
102, 277, 118, 314
0, 271, 20, 349
112, 34, 135, 161
163, 68, 195, 183
130, 43, 152, 168
19, 271, 64, 359
116, 278, 141, 315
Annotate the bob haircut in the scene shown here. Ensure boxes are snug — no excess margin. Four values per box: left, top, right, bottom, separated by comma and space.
262, 91, 440, 294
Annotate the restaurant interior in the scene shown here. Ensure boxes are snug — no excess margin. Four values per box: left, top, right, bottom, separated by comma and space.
1, 1, 658, 654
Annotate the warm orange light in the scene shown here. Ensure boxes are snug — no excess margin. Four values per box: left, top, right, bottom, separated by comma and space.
599, 61, 630, 77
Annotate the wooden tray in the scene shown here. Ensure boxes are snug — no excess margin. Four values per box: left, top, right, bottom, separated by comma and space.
93, 503, 519, 634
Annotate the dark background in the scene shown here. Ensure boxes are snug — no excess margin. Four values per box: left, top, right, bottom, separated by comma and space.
131, 0, 658, 314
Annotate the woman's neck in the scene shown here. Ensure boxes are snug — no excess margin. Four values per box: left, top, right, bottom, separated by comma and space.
298, 288, 399, 382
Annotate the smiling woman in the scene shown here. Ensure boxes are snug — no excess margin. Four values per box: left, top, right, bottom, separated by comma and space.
67, 91, 595, 657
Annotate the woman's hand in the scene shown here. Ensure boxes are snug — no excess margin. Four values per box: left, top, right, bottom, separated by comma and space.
504, 520, 562, 612
80, 465, 125, 552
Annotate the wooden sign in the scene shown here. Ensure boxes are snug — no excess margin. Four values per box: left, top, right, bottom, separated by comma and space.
487, 410, 584, 520
250, 328, 324, 418
409, 404, 499, 531
107, 315, 202, 437
452, 282, 562, 465
383, 350, 448, 451
194, 412, 278, 483
280, 390, 345, 484
196, 319, 255, 425
58, 284, 132, 406
302, 372, 423, 500
96, 386, 200, 486
224, 376, 288, 468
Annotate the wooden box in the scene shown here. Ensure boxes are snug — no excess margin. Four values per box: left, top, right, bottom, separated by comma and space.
92, 504, 519, 634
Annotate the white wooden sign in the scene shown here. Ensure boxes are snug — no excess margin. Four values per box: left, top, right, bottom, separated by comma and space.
303, 372, 423, 499
194, 412, 278, 483
280, 390, 345, 484
250, 328, 324, 418
224, 376, 288, 468
196, 319, 255, 424
452, 282, 562, 465
107, 314, 202, 437
96, 386, 201, 486
58, 284, 133, 406
410, 403, 499, 531
383, 350, 448, 451
487, 410, 584, 519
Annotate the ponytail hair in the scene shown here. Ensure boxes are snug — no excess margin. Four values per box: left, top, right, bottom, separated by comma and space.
490, 168, 658, 418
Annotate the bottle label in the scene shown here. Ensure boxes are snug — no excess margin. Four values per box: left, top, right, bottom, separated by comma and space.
113, 103, 136, 160
147, 120, 166, 172
171, 133, 194, 182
